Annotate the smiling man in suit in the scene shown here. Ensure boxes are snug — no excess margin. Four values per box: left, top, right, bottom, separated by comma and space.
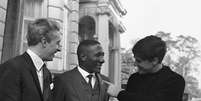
53, 40, 109, 101
0, 18, 62, 101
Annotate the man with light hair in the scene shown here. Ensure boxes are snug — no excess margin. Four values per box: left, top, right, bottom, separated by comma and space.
0, 18, 62, 101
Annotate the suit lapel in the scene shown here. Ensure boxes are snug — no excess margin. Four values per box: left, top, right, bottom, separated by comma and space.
22, 52, 43, 100
72, 67, 90, 101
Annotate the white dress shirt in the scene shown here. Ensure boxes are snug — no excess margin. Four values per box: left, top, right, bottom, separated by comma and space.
78, 66, 96, 88
27, 49, 44, 92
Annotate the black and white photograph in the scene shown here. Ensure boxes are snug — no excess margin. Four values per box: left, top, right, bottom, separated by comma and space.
0, 0, 200, 101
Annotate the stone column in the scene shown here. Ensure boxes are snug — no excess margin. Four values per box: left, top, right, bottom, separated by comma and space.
113, 27, 121, 86
0, 0, 8, 62
68, 0, 79, 70
96, 5, 110, 76
62, 0, 70, 71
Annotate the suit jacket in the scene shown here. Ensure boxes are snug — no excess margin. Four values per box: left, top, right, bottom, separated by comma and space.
0, 52, 52, 101
53, 67, 109, 101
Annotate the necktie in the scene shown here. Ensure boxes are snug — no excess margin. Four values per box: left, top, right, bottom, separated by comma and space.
87, 74, 93, 88
42, 64, 51, 101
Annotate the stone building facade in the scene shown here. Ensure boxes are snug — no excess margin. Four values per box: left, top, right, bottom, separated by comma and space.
0, 0, 126, 86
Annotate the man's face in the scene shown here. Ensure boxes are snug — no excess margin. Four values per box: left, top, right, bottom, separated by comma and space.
134, 56, 156, 74
84, 44, 105, 73
43, 31, 62, 61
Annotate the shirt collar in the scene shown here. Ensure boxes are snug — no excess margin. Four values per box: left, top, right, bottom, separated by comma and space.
27, 49, 44, 72
77, 66, 95, 79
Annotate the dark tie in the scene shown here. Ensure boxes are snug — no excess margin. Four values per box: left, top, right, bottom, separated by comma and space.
42, 64, 51, 101
87, 74, 93, 88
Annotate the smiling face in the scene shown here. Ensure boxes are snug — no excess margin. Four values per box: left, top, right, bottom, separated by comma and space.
132, 35, 167, 74
134, 56, 154, 74
82, 44, 105, 73
42, 31, 62, 61
134, 55, 160, 74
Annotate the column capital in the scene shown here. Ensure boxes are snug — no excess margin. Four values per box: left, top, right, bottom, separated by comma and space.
98, 0, 108, 5
96, 6, 110, 16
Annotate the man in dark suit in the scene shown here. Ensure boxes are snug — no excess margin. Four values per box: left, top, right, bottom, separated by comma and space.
0, 18, 62, 101
53, 40, 109, 101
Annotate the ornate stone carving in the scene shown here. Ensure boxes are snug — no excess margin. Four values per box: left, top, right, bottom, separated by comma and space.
80, 7, 97, 17
96, 6, 110, 16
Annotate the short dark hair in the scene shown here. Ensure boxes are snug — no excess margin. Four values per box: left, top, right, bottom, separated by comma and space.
77, 40, 100, 60
27, 18, 60, 46
132, 35, 167, 63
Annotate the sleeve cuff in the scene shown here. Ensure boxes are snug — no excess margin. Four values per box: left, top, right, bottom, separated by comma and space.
117, 90, 126, 100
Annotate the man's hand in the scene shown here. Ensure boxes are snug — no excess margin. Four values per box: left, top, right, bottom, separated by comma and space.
106, 83, 121, 97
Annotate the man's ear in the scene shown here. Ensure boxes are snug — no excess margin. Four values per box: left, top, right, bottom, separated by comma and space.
41, 37, 47, 48
80, 53, 87, 61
